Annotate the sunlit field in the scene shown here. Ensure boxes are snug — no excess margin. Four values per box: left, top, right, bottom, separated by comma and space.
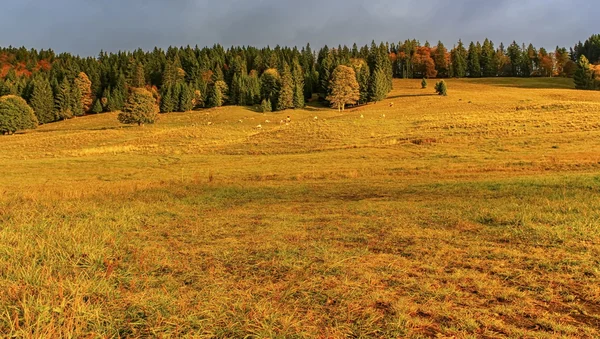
1, 78, 599, 338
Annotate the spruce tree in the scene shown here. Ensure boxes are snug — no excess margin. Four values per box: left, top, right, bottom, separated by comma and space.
91, 99, 103, 114
260, 68, 280, 108
260, 98, 272, 112
480, 39, 497, 77
435, 80, 448, 96
434, 41, 448, 78
277, 63, 294, 111
71, 83, 84, 116
29, 76, 55, 124
55, 77, 73, 120
207, 83, 222, 107
467, 42, 482, 77
107, 87, 124, 112
292, 59, 305, 108
369, 68, 388, 102
355, 63, 370, 104
160, 85, 176, 113
178, 83, 193, 112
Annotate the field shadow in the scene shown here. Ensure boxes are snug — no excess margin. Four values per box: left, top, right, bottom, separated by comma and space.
464, 78, 575, 90
387, 93, 438, 100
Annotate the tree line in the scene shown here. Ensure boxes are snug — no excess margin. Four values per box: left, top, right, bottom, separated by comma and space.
0, 34, 599, 133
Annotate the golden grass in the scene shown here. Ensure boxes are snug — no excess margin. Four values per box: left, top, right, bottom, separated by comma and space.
1, 78, 600, 338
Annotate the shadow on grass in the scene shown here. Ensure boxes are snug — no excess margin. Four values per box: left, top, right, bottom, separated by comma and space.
464, 77, 575, 90
387, 93, 438, 100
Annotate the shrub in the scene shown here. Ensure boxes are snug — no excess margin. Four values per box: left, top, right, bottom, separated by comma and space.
118, 88, 159, 126
435, 80, 448, 96
0, 95, 38, 134
421, 78, 428, 89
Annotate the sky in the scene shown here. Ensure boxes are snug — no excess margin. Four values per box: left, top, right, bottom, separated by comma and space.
0, 0, 597, 56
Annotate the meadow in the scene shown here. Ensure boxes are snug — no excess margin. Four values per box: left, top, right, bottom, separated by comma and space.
1, 78, 599, 338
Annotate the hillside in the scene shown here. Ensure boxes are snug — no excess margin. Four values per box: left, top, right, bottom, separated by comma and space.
1, 78, 600, 338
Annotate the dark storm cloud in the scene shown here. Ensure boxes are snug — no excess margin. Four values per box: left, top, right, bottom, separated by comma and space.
0, 0, 597, 55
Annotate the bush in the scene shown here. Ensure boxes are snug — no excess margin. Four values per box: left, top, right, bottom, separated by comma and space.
0, 95, 38, 134
435, 80, 447, 96
421, 78, 428, 89
118, 88, 159, 126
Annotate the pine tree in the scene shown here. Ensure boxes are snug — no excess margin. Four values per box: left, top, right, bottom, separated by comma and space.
29, 76, 55, 124
277, 63, 294, 111
55, 77, 73, 120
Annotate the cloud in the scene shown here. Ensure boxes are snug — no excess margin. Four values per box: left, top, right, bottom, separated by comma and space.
0, 0, 597, 56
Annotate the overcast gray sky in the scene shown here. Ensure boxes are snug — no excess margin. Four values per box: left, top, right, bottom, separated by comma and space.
0, 0, 597, 56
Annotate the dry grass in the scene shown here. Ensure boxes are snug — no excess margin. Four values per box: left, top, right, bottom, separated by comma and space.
1, 78, 600, 338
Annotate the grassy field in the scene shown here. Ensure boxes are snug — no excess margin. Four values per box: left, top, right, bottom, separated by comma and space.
1, 77, 600, 338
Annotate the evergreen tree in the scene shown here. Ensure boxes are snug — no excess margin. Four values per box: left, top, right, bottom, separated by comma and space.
260, 68, 280, 107
369, 68, 388, 102
55, 77, 73, 120
260, 98, 272, 112
421, 78, 428, 89
434, 41, 448, 78
574, 56, 596, 90
507, 42, 523, 76
29, 76, 55, 124
467, 42, 482, 77
70, 82, 84, 116
178, 83, 193, 112
207, 83, 222, 107
160, 85, 176, 113
355, 62, 370, 104
91, 99, 103, 114
277, 62, 294, 111
292, 59, 305, 108
107, 87, 125, 112
435, 80, 448, 96
244, 71, 261, 105
480, 39, 497, 77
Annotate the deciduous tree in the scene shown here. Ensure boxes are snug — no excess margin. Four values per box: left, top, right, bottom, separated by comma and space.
326, 65, 360, 111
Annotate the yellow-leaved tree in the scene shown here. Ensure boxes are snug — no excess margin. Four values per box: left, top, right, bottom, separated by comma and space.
326, 65, 360, 111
